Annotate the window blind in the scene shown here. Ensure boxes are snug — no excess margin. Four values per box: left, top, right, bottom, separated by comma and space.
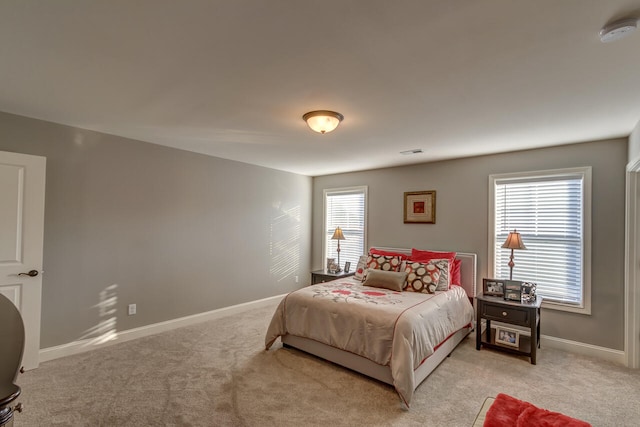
494, 174, 585, 306
325, 188, 367, 269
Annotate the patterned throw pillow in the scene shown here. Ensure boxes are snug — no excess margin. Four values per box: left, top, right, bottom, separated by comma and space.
362, 253, 403, 281
354, 255, 368, 281
404, 261, 441, 293
431, 259, 451, 291
410, 249, 457, 289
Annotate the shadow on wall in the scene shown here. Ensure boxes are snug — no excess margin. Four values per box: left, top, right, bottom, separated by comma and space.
270, 202, 301, 283
79, 284, 118, 346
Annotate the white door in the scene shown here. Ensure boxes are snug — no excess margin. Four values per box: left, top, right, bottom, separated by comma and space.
0, 150, 46, 370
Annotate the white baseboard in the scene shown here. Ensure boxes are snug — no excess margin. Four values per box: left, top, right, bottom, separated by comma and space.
39, 294, 286, 363
40, 296, 626, 366
541, 334, 625, 365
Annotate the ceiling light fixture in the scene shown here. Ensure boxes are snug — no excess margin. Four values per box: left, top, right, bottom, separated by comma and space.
303, 110, 344, 134
599, 18, 638, 42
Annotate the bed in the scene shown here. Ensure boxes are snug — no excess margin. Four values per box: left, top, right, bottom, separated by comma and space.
265, 248, 477, 407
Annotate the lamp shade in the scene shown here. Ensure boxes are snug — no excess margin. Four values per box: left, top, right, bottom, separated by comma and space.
501, 230, 527, 250
303, 110, 344, 134
331, 227, 345, 240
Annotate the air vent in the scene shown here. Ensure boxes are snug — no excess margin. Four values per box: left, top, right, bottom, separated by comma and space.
400, 149, 423, 155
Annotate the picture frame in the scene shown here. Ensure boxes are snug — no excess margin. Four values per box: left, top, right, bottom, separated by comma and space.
495, 326, 520, 348
403, 191, 436, 224
521, 282, 537, 303
344, 261, 351, 273
503, 280, 523, 302
326, 258, 337, 273
482, 278, 505, 297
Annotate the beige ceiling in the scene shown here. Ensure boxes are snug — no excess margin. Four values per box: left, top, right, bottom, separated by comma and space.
1, 1, 640, 176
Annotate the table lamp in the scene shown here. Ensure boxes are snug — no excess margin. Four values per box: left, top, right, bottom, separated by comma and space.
502, 229, 527, 280
331, 227, 346, 272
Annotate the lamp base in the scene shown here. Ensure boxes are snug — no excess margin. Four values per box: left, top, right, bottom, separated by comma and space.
508, 249, 515, 280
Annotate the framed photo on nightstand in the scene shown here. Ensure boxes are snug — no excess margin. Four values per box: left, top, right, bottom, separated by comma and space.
504, 280, 523, 301
344, 262, 351, 273
495, 326, 520, 348
483, 278, 505, 297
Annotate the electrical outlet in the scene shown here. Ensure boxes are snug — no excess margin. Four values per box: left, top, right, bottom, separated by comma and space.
295, 276, 299, 283
128, 304, 136, 315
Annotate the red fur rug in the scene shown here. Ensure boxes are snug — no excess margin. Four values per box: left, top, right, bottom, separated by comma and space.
484, 393, 591, 426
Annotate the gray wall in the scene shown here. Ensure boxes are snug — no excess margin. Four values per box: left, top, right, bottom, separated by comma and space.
313, 139, 627, 350
0, 112, 312, 348
629, 119, 640, 164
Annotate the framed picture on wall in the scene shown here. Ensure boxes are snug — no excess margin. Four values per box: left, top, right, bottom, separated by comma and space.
403, 191, 436, 224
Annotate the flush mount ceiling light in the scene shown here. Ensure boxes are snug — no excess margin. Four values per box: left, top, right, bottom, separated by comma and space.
302, 110, 344, 134
600, 18, 638, 42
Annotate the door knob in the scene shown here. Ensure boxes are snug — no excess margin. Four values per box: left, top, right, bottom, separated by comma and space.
18, 270, 39, 277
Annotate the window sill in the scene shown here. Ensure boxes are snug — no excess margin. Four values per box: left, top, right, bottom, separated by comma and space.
541, 299, 591, 315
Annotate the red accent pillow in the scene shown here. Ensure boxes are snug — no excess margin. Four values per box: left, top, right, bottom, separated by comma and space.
485, 393, 591, 427
410, 248, 456, 262
369, 248, 409, 259
451, 258, 461, 286
411, 249, 458, 287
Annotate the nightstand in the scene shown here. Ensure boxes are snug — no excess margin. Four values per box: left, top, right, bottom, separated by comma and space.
311, 270, 355, 285
475, 294, 542, 364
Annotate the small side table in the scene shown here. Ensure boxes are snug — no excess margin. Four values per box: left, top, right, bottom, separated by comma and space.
475, 294, 542, 364
311, 270, 355, 285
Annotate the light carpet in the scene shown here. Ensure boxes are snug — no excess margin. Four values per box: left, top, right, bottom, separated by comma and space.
15, 300, 640, 426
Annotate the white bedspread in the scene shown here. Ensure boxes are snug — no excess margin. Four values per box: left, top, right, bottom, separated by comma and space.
265, 277, 474, 406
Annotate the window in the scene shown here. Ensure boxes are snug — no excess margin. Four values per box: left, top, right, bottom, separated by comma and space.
324, 187, 368, 270
489, 167, 591, 314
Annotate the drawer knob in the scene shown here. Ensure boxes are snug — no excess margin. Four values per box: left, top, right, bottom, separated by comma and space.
502, 311, 507, 316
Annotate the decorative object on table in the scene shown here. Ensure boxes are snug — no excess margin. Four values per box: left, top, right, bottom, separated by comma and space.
483, 278, 505, 297
503, 280, 523, 301
501, 229, 527, 279
343, 261, 351, 273
326, 258, 336, 273
331, 227, 346, 272
521, 282, 537, 303
495, 326, 520, 348
403, 190, 436, 224
302, 110, 344, 134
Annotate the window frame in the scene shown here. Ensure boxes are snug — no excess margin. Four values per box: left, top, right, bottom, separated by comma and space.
323, 186, 368, 270
488, 167, 592, 314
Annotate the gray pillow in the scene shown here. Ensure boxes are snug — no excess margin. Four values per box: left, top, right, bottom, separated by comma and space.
362, 269, 408, 292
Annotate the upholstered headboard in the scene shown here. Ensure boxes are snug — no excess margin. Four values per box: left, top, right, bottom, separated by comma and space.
370, 247, 478, 298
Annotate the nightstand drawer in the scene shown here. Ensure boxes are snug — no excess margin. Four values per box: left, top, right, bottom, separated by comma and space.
481, 303, 529, 325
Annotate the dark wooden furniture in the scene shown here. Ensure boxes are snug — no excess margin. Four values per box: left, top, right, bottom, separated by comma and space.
311, 270, 355, 285
0, 294, 24, 427
476, 294, 542, 364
